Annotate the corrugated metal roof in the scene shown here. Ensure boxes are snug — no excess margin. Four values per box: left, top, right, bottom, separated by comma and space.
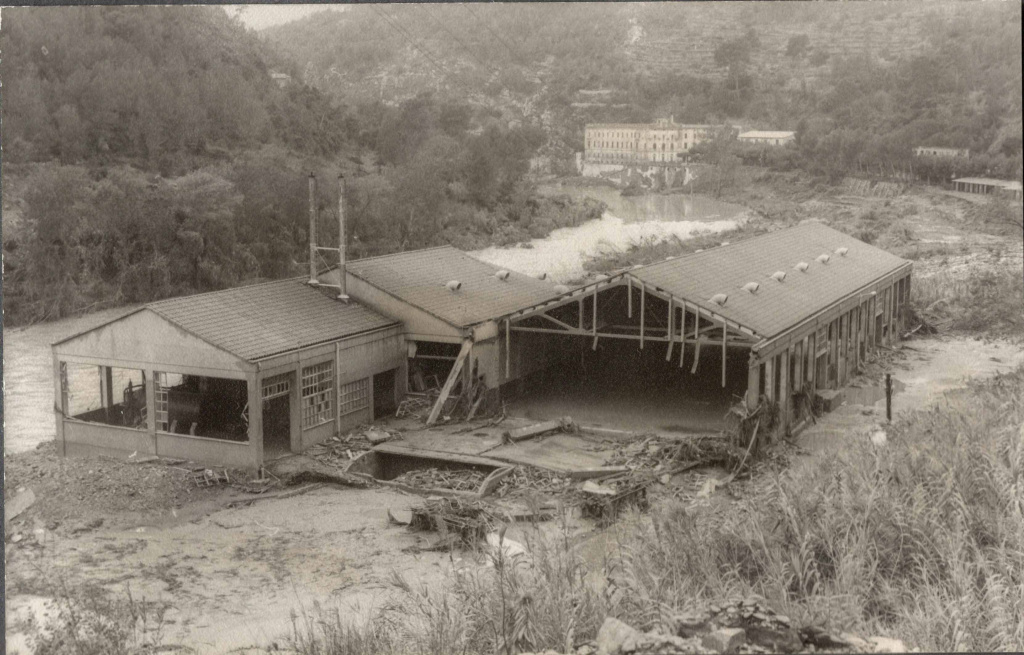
144, 278, 398, 361
629, 223, 910, 339
346, 246, 564, 328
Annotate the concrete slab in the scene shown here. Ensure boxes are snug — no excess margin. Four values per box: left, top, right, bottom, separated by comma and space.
394, 430, 504, 456
485, 433, 617, 473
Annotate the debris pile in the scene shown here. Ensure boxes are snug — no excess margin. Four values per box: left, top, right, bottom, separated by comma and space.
580, 473, 652, 524
524, 595, 914, 654
605, 435, 683, 470
396, 395, 434, 420
409, 497, 496, 546
305, 427, 401, 466
492, 466, 577, 501
392, 467, 488, 493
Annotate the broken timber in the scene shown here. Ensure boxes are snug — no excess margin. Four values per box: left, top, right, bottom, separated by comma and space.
426, 339, 473, 425
503, 417, 573, 443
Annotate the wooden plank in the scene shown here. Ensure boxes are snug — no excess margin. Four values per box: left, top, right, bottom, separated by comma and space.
679, 301, 686, 367
503, 419, 563, 443
505, 319, 510, 380
639, 283, 645, 349
627, 276, 633, 319
721, 318, 728, 388
537, 312, 576, 332
746, 357, 760, 410
690, 307, 701, 374
426, 340, 472, 426
665, 297, 675, 361
592, 284, 599, 351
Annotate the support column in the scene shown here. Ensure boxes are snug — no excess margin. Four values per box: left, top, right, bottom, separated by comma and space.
53, 356, 66, 457
100, 366, 114, 409
808, 331, 817, 390
247, 371, 264, 469
764, 356, 775, 404
145, 368, 157, 456
639, 283, 646, 349
779, 347, 790, 431
746, 353, 760, 410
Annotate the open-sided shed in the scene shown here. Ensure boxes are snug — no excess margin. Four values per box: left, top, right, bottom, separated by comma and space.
500, 223, 912, 432
52, 278, 404, 469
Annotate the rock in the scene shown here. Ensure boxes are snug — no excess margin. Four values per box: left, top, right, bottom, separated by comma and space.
673, 613, 709, 638
596, 617, 642, 655
838, 633, 871, 651
4, 488, 36, 530
799, 626, 850, 649
774, 615, 791, 627
869, 636, 908, 653
11, 534, 24, 543
387, 508, 412, 526
365, 429, 390, 445
745, 625, 803, 653
701, 628, 745, 654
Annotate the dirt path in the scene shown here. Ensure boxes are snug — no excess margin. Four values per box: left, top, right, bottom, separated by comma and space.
791, 336, 1024, 473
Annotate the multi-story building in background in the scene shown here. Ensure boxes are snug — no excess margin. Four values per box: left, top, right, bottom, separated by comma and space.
584, 117, 718, 164
737, 130, 796, 146
914, 146, 969, 159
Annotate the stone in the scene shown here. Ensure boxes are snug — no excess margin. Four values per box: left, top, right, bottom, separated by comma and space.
745, 625, 803, 654
774, 615, 791, 627
838, 633, 871, 651
596, 617, 642, 655
365, 429, 390, 445
701, 628, 745, 654
869, 636, 908, 653
673, 614, 709, 638
799, 626, 849, 649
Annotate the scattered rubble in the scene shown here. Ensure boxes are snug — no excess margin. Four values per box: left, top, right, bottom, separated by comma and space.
492, 466, 578, 501
503, 416, 577, 443
522, 596, 914, 655
409, 497, 496, 545
392, 467, 488, 493
304, 426, 402, 466
580, 472, 653, 524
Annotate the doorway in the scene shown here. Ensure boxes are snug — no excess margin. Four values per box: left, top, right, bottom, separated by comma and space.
373, 368, 398, 419
261, 373, 292, 458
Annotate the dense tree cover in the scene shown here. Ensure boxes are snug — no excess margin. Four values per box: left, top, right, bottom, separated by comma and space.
0, 6, 354, 168
271, 2, 1022, 185
1, 7, 603, 325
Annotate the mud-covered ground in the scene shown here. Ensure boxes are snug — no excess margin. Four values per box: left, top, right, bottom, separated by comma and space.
6, 334, 1022, 654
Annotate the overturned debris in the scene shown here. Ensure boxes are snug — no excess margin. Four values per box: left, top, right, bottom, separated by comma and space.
409, 497, 496, 546
580, 472, 653, 525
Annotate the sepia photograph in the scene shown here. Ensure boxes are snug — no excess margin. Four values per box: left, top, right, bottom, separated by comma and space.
1, 1, 1022, 653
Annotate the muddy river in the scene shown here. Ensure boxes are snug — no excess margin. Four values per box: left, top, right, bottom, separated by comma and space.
472, 186, 748, 282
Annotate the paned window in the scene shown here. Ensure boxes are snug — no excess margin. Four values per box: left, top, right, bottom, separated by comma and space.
338, 378, 370, 417
301, 362, 334, 428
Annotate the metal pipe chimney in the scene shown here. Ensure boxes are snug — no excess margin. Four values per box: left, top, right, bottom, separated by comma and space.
337, 174, 349, 301
308, 173, 318, 285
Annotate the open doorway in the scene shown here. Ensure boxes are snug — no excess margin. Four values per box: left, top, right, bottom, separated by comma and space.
373, 368, 398, 419
512, 337, 750, 434
261, 373, 292, 457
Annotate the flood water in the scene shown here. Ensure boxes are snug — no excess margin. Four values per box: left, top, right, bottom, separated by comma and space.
472, 186, 749, 283
3, 306, 138, 454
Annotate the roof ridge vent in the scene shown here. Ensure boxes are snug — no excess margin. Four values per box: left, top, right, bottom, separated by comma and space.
816, 254, 831, 264
794, 262, 810, 272
445, 280, 462, 292
835, 246, 849, 256
742, 282, 760, 294
494, 270, 511, 281
771, 271, 787, 282
710, 293, 729, 306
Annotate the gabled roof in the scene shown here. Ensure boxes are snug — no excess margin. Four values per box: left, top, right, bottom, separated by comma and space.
629, 223, 910, 340
345, 246, 563, 329
55, 278, 398, 361
953, 177, 1022, 190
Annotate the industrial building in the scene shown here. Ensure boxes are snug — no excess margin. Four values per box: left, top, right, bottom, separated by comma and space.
53, 203, 911, 468
737, 131, 796, 146
952, 177, 1023, 201
914, 146, 969, 159
52, 278, 404, 468
584, 117, 719, 164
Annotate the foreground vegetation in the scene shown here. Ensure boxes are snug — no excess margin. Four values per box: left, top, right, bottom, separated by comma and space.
279, 365, 1024, 654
